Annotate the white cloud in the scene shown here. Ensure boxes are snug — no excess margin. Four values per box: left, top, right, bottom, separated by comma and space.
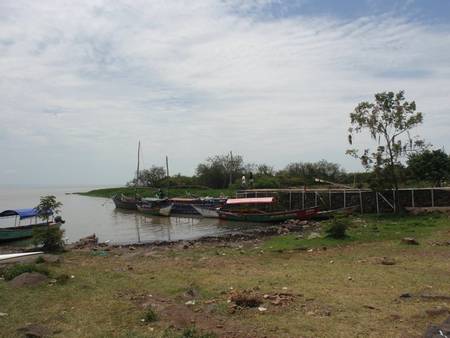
0, 0, 449, 184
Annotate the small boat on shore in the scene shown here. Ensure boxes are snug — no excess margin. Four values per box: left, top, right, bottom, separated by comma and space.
0, 208, 64, 242
217, 197, 319, 223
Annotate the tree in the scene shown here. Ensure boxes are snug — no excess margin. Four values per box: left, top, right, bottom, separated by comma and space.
347, 91, 425, 211
35, 195, 62, 223
408, 149, 450, 186
282, 160, 346, 185
33, 195, 64, 252
196, 154, 244, 188
140, 166, 166, 187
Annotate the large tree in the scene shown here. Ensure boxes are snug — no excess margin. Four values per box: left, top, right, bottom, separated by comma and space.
347, 90, 425, 211
408, 149, 450, 187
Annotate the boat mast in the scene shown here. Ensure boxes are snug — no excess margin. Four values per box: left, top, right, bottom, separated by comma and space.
165, 155, 169, 198
135, 141, 141, 199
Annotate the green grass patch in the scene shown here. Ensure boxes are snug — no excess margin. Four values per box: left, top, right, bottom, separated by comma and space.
76, 187, 236, 199
264, 213, 450, 251
1, 263, 50, 281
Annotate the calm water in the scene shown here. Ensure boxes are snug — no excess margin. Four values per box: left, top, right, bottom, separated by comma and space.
0, 186, 260, 244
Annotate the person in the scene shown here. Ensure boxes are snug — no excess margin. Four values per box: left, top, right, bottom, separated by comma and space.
249, 172, 254, 188
241, 175, 246, 188
157, 188, 165, 199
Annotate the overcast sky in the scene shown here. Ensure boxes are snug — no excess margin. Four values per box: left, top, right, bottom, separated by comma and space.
1, 0, 449, 185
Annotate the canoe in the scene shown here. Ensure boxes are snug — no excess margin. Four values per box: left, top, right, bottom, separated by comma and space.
218, 207, 319, 223
0, 252, 44, 262
137, 204, 173, 216
0, 222, 62, 243
112, 194, 140, 210
191, 205, 220, 218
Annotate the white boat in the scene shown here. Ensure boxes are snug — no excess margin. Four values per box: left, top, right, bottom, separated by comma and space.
192, 205, 219, 218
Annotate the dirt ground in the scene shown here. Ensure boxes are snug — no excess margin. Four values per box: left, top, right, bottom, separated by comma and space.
1, 216, 450, 337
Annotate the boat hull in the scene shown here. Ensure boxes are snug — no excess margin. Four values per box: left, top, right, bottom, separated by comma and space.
218, 207, 319, 223
192, 205, 219, 218
112, 195, 139, 210
137, 204, 173, 216
0, 223, 62, 243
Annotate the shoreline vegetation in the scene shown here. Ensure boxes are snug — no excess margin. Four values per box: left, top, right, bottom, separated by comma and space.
76, 186, 238, 199
1, 214, 450, 337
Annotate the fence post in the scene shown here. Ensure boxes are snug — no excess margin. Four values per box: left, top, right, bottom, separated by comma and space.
344, 190, 346, 208
393, 190, 396, 213
359, 190, 363, 214
302, 191, 305, 210
315, 192, 318, 207
376, 192, 380, 214
289, 191, 292, 209
329, 190, 332, 210
431, 188, 435, 207
411, 190, 415, 208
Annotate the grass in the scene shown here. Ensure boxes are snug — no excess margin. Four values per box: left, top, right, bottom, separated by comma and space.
76, 187, 236, 199
1, 214, 450, 337
1, 263, 50, 281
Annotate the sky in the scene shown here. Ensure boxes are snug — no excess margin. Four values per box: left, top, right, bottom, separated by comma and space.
0, 0, 449, 185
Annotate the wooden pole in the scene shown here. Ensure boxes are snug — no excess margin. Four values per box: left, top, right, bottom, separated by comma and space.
229, 151, 233, 187
166, 155, 170, 198
359, 190, 363, 214
431, 188, 435, 207
411, 190, 415, 208
135, 140, 140, 199
344, 190, 346, 208
289, 191, 292, 209
376, 192, 380, 214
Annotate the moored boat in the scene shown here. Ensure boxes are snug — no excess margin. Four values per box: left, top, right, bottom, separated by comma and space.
217, 197, 319, 223
0, 208, 64, 242
137, 203, 173, 216
191, 205, 220, 218
112, 194, 141, 210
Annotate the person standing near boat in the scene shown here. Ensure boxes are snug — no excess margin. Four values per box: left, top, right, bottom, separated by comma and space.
249, 172, 254, 188
241, 175, 246, 188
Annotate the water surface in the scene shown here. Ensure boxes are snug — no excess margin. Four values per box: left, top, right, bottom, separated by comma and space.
0, 186, 260, 244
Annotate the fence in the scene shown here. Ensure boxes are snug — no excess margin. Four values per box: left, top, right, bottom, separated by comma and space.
235, 188, 450, 214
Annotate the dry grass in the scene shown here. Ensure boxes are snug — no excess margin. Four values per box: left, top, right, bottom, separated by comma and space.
1, 215, 450, 337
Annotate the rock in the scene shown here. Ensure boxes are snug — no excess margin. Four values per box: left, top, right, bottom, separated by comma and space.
307, 232, 322, 240
17, 324, 52, 338
423, 316, 450, 338
381, 257, 396, 265
402, 237, 419, 245
0, 312, 7, 317
425, 307, 450, 317
9, 273, 48, 288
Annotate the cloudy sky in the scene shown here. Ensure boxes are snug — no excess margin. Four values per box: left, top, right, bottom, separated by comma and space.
1, 0, 449, 185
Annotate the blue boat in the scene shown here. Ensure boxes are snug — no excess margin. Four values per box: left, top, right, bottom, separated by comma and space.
0, 208, 63, 242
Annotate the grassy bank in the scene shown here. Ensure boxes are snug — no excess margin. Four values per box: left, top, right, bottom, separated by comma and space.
1, 214, 450, 337
76, 187, 237, 199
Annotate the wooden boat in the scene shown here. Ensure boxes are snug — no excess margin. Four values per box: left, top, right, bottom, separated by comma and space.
0, 208, 63, 242
169, 197, 226, 215
191, 205, 220, 218
112, 194, 140, 210
217, 197, 319, 223
137, 203, 173, 216
113, 141, 143, 210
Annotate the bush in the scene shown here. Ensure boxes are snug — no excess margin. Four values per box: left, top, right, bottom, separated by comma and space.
253, 176, 280, 189
2, 263, 50, 281
143, 307, 158, 323
32, 227, 65, 252
179, 327, 217, 338
326, 215, 349, 239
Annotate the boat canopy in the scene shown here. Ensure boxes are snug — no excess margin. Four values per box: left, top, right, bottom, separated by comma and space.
0, 208, 53, 220
226, 197, 275, 205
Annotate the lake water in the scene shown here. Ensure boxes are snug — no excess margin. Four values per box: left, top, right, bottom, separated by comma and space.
0, 186, 260, 244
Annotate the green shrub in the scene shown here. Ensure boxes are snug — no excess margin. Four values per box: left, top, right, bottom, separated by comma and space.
35, 256, 45, 264
179, 327, 217, 338
2, 263, 50, 281
143, 307, 158, 323
325, 215, 349, 239
32, 227, 65, 252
